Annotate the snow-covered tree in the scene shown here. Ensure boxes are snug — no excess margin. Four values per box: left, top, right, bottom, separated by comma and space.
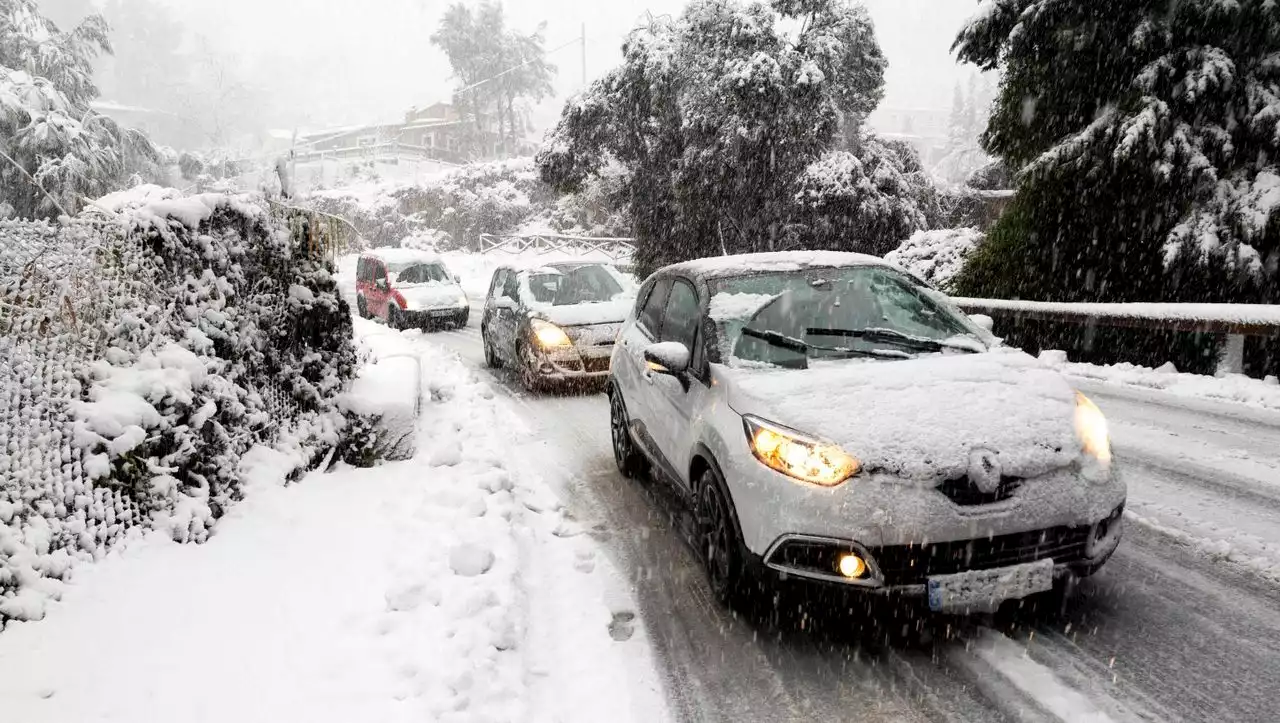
539, 0, 930, 274
0, 0, 158, 219
953, 0, 1279, 305
933, 73, 996, 185
431, 1, 556, 159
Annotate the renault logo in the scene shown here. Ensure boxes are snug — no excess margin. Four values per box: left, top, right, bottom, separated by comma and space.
968, 449, 1002, 494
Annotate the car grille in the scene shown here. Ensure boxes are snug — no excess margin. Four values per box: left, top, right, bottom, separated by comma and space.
868, 525, 1091, 586
582, 356, 611, 373
936, 475, 1023, 506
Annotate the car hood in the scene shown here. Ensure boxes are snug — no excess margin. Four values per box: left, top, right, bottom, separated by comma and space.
531, 299, 630, 328
400, 281, 465, 308
721, 350, 1080, 481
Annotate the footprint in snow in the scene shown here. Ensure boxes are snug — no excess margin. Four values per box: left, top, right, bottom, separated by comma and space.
574, 548, 596, 573
608, 611, 637, 642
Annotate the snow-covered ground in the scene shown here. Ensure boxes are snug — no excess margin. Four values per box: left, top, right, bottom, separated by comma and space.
0, 314, 669, 723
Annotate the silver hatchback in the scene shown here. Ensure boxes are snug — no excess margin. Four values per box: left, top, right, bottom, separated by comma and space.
608, 251, 1126, 613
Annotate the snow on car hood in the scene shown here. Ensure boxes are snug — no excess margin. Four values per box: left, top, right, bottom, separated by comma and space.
400, 281, 465, 309
722, 350, 1080, 481
531, 299, 630, 328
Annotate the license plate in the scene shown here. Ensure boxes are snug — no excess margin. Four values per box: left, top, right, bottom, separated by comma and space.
927, 559, 1054, 613
429, 309, 452, 318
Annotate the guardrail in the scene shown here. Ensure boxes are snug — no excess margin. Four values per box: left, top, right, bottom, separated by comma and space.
292, 142, 465, 167
952, 297, 1280, 376
478, 233, 637, 261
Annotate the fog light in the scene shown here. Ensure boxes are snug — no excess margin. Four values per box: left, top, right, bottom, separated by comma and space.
837, 553, 866, 579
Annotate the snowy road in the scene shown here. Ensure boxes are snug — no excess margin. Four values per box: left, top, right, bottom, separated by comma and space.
425, 306, 1280, 723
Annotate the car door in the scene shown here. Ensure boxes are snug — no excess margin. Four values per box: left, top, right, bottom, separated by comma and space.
366, 259, 390, 318
617, 277, 672, 468
490, 270, 523, 363
646, 277, 706, 491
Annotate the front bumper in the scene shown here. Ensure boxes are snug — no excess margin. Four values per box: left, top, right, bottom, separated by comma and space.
402, 306, 469, 326
721, 445, 1127, 591
529, 345, 613, 385
760, 503, 1124, 595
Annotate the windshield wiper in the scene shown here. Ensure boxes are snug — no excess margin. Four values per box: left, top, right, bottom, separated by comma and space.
740, 327, 901, 359
806, 327, 981, 354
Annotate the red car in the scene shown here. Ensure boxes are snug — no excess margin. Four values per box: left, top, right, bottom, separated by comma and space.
355, 249, 470, 330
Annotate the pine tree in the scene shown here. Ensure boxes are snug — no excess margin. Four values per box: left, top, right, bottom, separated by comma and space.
953, 0, 1279, 306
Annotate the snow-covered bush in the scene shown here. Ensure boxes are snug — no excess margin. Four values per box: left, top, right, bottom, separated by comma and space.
885, 228, 985, 291
0, 188, 358, 625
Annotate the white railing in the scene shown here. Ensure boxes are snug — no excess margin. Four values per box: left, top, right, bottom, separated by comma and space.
953, 297, 1280, 376
478, 233, 636, 262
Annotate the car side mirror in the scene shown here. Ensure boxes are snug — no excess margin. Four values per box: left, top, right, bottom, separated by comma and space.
644, 342, 691, 376
969, 314, 995, 333
493, 295, 516, 310
376, 278, 389, 292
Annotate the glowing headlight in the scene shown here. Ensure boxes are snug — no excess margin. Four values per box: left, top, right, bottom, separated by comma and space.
531, 319, 572, 348
1075, 391, 1112, 471
743, 416, 859, 487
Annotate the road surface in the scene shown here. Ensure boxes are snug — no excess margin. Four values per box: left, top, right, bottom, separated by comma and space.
417, 307, 1280, 723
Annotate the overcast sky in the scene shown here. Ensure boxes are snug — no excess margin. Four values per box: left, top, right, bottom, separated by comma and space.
147, 0, 982, 131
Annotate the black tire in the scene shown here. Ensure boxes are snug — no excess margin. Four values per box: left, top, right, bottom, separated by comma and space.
482, 327, 502, 368
387, 306, 402, 330
356, 295, 369, 319
609, 385, 648, 478
695, 467, 755, 609
516, 340, 540, 392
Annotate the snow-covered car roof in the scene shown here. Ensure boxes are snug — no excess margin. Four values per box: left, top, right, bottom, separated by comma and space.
365, 248, 442, 266
662, 250, 894, 281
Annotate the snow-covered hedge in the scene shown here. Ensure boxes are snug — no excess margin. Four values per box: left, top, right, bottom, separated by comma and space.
886, 228, 984, 292
0, 188, 357, 626
306, 158, 631, 251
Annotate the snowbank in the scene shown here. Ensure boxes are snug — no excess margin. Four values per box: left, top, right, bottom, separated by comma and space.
0, 324, 670, 723
1038, 350, 1280, 412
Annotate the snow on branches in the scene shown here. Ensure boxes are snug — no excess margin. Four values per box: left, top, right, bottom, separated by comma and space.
0, 191, 357, 626
538, 0, 925, 274
0, 0, 159, 220
955, 0, 1280, 284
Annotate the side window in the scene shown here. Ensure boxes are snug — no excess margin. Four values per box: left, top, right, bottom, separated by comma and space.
489, 270, 507, 299
396, 266, 418, 284
503, 272, 521, 301
634, 281, 654, 319
661, 280, 700, 349
358, 258, 372, 282
637, 278, 672, 338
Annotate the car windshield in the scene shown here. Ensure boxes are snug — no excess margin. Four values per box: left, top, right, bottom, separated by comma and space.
527, 264, 624, 306
711, 266, 986, 368
395, 263, 450, 285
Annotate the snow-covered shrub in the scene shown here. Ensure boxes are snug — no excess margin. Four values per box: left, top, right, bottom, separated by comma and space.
885, 228, 985, 292
0, 188, 357, 625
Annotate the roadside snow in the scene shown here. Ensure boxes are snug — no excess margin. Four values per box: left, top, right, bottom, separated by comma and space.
1039, 350, 1280, 412
0, 318, 669, 723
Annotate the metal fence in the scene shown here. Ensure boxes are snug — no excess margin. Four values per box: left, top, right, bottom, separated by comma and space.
478, 233, 636, 261
953, 297, 1280, 376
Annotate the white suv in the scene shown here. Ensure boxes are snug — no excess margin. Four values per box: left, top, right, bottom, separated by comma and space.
608, 251, 1126, 613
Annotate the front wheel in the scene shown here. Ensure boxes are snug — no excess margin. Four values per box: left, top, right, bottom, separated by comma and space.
356, 295, 369, 319
516, 341, 540, 392
696, 467, 755, 609
387, 305, 403, 330
483, 327, 502, 368
609, 386, 648, 478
